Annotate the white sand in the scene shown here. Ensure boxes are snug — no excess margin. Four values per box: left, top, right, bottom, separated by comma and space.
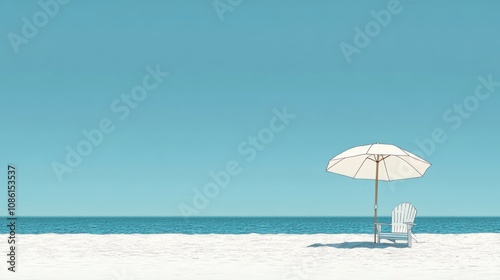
1, 234, 499, 279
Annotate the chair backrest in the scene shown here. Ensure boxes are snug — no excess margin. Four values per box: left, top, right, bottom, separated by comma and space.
391, 202, 417, 233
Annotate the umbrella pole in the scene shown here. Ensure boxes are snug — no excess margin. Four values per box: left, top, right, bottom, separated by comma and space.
373, 159, 379, 243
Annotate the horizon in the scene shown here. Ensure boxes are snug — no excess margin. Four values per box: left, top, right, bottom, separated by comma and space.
5, 215, 500, 218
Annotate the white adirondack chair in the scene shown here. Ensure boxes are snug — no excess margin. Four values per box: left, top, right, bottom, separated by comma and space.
376, 202, 417, 247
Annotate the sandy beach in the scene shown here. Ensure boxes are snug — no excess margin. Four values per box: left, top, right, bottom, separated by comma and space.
1, 233, 499, 279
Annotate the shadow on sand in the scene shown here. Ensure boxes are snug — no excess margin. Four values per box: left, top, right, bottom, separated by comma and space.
307, 242, 408, 249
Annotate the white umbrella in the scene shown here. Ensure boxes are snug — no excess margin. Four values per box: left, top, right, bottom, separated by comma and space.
326, 143, 431, 243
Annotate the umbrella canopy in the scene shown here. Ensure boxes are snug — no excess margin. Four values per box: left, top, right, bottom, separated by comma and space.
326, 143, 431, 243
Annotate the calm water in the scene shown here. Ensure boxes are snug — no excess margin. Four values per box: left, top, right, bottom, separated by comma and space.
2, 217, 499, 234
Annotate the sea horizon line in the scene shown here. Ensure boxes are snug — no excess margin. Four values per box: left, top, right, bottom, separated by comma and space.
2, 215, 499, 218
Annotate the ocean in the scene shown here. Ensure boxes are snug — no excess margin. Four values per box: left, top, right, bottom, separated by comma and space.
2, 217, 499, 234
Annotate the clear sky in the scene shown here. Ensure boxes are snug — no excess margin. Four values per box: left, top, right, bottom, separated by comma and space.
1, 0, 499, 217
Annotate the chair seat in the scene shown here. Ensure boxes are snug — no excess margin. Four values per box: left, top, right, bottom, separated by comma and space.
378, 233, 408, 240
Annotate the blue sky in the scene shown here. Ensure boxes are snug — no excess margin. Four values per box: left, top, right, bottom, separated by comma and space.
1, 0, 499, 216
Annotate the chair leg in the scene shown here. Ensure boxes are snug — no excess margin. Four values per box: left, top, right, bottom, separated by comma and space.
411, 232, 418, 243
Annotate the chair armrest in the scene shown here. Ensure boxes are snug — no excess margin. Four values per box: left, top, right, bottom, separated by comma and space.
403, 222, 416, 232
375, 222, 416, 233
375, 223, 391, 233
